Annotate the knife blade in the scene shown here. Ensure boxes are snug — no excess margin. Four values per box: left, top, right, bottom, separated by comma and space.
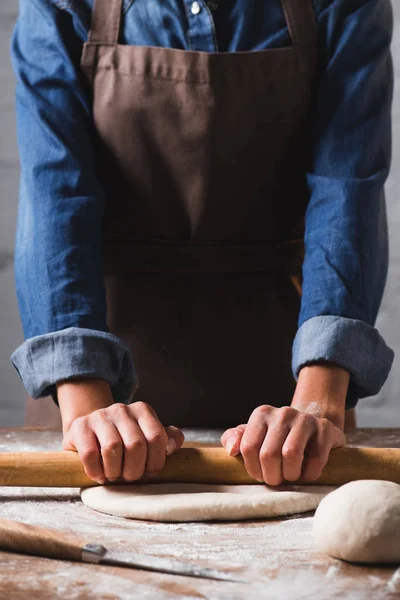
82, 543, 245, 582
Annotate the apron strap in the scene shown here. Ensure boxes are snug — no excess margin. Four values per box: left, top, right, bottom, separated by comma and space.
88, 0, 123, 44
281, 0, 317, 71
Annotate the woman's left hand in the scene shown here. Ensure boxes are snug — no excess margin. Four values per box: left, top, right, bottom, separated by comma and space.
221, 406, 346, 485
221, 364, 349, 485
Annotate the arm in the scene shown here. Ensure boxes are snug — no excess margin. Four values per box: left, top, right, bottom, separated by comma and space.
9, 0, 135, 406
222, 0, 394, 483
10, 0, 184, 480
292, 0, 394, 414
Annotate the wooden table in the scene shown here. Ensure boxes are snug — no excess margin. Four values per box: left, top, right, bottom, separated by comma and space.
0, 428, 399, 599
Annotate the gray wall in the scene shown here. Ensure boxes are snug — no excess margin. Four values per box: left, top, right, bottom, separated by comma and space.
0, 1, 25, 426
0, 1, 399, 427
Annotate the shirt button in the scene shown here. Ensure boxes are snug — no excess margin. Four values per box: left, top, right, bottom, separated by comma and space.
191, 1, 201, 15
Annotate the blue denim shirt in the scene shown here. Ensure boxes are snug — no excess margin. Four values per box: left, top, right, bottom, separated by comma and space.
9, 0, 395, 410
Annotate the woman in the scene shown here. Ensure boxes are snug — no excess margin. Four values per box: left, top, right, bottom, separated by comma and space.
10, 0, 394, 486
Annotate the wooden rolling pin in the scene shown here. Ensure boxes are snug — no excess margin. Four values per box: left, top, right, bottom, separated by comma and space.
0, 446, 398, 487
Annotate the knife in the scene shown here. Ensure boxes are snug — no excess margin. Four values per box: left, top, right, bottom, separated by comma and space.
0, 517, 243, 582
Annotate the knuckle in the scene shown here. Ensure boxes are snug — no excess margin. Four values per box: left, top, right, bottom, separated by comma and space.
300, 412, 315, 426
101, 441, 122, 455
134, 401, 152, 414
280, 406, 293, 416
282, 446, 299, 461
147, 429, 167, 445
72, 416, 88, 432
233, 425, 245, 436
240, 441, 257, 456
276, 406, 295, 423
253, 405, 271, 418
80, 447, 98, 463
260, 447, 280, 462
134, 401, 146, 409
125, 437, 146, 453
111, 403, 128, 414
94, 408, 109, 421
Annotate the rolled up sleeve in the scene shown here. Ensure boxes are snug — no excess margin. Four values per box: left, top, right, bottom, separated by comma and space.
295, 0, 395, 406
11, 328, 137, 405
9, 0, 137, 405
292, 316, 394, 409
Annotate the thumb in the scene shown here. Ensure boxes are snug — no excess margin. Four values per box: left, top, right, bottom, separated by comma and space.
331, 427, 347, 449
221, 424, 246, 457
165, 425, 185, 455
62, 430, 77, 453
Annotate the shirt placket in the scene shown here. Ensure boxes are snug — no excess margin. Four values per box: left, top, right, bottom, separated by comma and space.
184, 0, 219, 52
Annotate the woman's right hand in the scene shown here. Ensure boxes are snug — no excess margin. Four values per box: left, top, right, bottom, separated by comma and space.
58, 378, 184, 484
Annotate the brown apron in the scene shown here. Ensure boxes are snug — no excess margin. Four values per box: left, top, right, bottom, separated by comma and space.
80, 0, 317, 428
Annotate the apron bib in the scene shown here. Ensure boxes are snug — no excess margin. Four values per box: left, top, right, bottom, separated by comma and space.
80, 0, 317, 428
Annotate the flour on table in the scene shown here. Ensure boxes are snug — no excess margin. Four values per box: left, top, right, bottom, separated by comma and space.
80, 483, 335, 522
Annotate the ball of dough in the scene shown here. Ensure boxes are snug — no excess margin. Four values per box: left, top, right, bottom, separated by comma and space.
313, 480, 400, 564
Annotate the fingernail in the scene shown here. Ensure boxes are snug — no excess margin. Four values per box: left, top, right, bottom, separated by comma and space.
226, 437, 236, 456
96, 479, 106, 485
166, 438, 176, 455
145, 472, 159, 479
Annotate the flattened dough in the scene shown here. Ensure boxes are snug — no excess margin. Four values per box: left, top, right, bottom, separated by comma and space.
80, 483, 335, 522
313, 480, 400, 564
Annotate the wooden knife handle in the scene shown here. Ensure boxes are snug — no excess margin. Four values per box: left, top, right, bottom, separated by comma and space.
0, 517, 84, 561
0, 447, 399, 487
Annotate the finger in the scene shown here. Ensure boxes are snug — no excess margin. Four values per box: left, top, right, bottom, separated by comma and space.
62, 431, 76, 453
258, 422, 291, 486
301, 419, 334, 482
332, 426, 347, 448
221, 425, 246, 457
114, 416, 147, 482
93, 416, 124, 481
70, 422, 105, 484
135, 404, 168, 474
240, 407, 271, 482
281, 416, 316, 482
165, 426, 185, 454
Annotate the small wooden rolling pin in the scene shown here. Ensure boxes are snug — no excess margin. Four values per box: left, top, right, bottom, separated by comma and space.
0, 447, 398, 487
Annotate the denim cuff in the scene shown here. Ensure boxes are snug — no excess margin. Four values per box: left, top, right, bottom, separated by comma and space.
10, 327, 137, 405
292, 316, 394, 410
